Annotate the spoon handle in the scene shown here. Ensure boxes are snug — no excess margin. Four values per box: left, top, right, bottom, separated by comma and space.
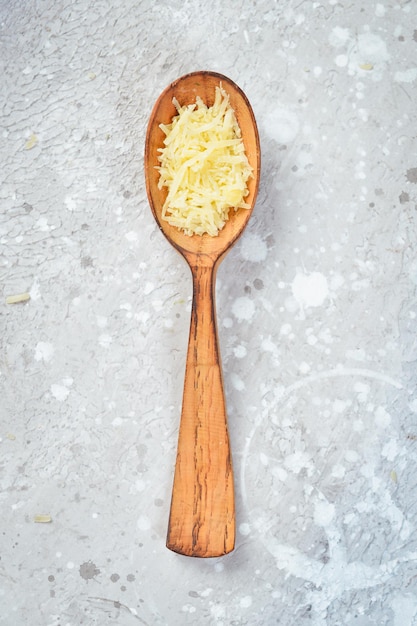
166, 263, 235, 557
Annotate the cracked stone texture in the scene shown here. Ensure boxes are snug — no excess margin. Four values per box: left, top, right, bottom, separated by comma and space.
1, 0, 417, 625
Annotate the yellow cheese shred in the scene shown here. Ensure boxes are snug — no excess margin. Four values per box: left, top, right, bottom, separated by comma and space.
6, 292, 31, 304
157, 86, 252, 236
34, 514, 52, 523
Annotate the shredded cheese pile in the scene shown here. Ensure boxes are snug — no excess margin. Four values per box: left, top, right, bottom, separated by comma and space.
157, 86, 252, 236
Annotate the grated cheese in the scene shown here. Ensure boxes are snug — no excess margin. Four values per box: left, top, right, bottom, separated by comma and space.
34, 514, 52, 523
157, 86, 252, 236
6, 292, 31, 304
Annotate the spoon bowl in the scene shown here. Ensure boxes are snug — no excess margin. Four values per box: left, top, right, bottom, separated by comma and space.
145, 71, 260, 557
145, 71, 260, 265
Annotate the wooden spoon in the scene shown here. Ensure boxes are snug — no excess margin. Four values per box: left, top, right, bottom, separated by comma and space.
145, 71, 261, 557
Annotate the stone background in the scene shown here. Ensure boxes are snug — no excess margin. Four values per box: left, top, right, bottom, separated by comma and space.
1, 0, 417, 624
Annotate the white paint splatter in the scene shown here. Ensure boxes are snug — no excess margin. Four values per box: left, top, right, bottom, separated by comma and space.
64, 196, 76, 211
34, 341, 54, 362
238, 522, 251, 536
329, 26, 351, 48
261, 336, 277, 353
333, 399, 348, 414
231, 372, 245, 391
335, 54, 348, 67
240, 233, 267, 262
231, 296, 255, 321
125, 231, 138, 242
345, 450, 359, 463
271, 466, 288, 481
381, 438, 399, 462
50, 384, 70, 401
200, 588, 213, 597
96, 315, 107, 328
259, 452, 269, 466
137, 515, 151, 531
409, 259, 417, 285
331, 464, 346, 479
357, 33, 389, 64
98, 333, 112, 348
346, 348, 366, 362
394, 68, 417, 83
409, 399, 417, 413
264, 107, 299, 144
354, 382, 370, 403
353, 419, 364, 432
143, 281, 154, 295
375, 3, 386, 17
330, 28, 390, 80
210, 603, 225, 618
284, 296, 299, 313
240, 596, 252, 608
151, 300, 163, 312
29, 279, 41, 301
291, 271, 329, 308
283, 450, 312, 474
306, 334, 317, 346
36, 217, 49, 231
233, 344, 247, 358
392, 593, 417, 626
313, 500, 335, 527
374, 406, 391, 428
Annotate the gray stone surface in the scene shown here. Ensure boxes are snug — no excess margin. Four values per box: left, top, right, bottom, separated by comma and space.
1, 0, 417, 624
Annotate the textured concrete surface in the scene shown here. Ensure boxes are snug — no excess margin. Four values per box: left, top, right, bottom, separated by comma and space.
1, 0, 417, 624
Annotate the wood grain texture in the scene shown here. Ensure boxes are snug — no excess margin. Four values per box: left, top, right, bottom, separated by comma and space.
145, 71, 261, 557
167, 263, 235, 557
